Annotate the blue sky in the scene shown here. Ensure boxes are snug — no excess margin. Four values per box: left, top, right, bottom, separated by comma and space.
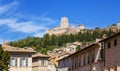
0, 0, 120, 43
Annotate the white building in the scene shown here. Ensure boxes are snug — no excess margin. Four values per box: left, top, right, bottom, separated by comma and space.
48, 62, 57, 71
64, 42, 82, 53
2, 43, 36, 71
32, 53, 50, 71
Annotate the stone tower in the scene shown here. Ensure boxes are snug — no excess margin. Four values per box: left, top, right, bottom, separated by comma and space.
60, 17, 68, 28
117, 21, 120, 29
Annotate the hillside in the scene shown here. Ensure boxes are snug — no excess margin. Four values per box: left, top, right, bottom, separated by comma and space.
9, 28, 119, 54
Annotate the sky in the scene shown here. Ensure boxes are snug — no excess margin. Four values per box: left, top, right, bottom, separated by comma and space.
0, 0, 120, 43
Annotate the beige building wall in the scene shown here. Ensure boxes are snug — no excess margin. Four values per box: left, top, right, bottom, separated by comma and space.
32, 66, 48, 71
48, 63, 56, 71
10, 67, 32, 71
32, 57, 49, 71
2, 43, 35, 71
9, 53, 33, 71
48, 28, 67, 35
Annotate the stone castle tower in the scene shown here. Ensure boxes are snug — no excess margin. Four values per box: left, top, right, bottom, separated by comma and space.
60, 17, 69, 28
46, 17, 85, 36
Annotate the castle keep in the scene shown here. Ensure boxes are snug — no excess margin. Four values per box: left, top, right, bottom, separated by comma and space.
46, 17, 85, 35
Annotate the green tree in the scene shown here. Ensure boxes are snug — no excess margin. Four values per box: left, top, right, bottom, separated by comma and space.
111, 24, 116, 26
76, 46, 81, 51
9, 28, 119, 54
0, 45, 10, 71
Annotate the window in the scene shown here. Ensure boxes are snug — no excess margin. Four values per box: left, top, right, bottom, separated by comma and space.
108, 67, 110, 71
75, 61, 76, 69
20, 58, 28, 67
82, 53, 86, 66
72, 60, 74, 70
26, 58, 28, 66
88, 55, 90, 64
114, 39, 117, 46
79, 57, 81, 67
100, 49, 104, 60
15, 58, 17, 66
10, 58, 17, 66
41, 60, 46, 66
114, 66, 117, 71
107, 42, 111, 49
92, 50, 95, 63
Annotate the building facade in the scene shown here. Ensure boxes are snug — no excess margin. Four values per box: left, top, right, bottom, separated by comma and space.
48, 61, 57, 71
2, 43, 36, 71
58, 43, 103, 71
58, 32, 120, 71
32, 53, 50, 71
100, 32, 120, 71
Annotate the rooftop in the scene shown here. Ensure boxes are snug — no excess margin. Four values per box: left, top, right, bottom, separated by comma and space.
32, 52, 50, 58
2, 43, 36, 53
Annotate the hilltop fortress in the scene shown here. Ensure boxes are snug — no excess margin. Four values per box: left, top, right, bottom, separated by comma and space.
46, 17, 120, 36
46, 17, 85, 35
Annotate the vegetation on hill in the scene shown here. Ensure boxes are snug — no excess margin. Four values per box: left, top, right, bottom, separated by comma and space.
0, 45, 10, 71
10, 28, 119, 54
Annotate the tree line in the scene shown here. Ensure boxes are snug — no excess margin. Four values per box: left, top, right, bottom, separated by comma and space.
10, 28, 119, 54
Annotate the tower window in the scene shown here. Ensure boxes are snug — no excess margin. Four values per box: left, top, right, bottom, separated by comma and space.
114, 39, 117, 46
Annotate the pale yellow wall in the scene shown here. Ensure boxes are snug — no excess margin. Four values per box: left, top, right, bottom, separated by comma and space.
9, 67, 32, 71
32, 66, 48, 71
32, 57, 49, 71
9, 54, 32, 71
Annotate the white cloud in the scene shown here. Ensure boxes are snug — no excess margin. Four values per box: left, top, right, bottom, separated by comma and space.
40, 17, 57, 23
0, 0, 58, 38
33, 32, 45, 37
14, 14, 59, 27
0, 19, 16, 25
0, 1, 18, 15
0, 19, 48, 33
